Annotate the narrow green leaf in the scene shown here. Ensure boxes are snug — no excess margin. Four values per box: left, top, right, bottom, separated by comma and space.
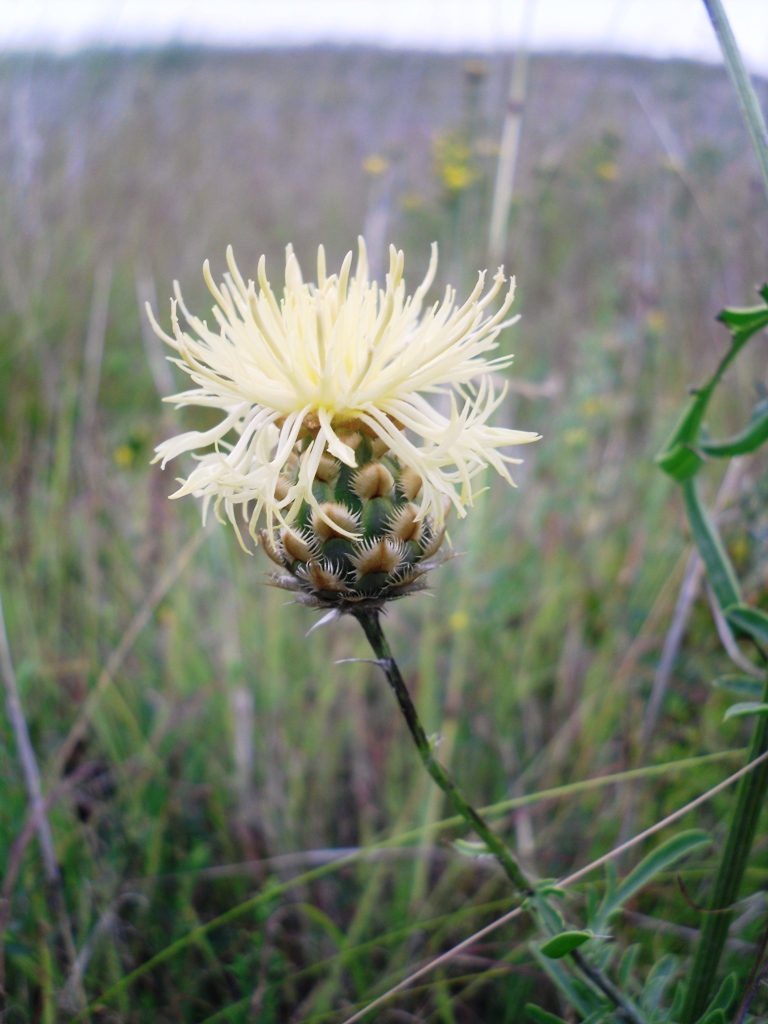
640, 954, 677, 1012
532, 949, 600, 1016
535, 893, 566, 936
682, 480, 741, 611
618, 943, 641, 988
706, 972, 737, 1014
725, 604, 768, 646
699, 1010, 725, 1024
655, 389, 710, 480
663, 393, 711, 445
452, 838, 491, 858
717, 310, 753, 329
717, 304, 768, 344
540, 930, 593, 959
535, 881, 568, 899
603, 861, 617, 910
669, 979, 686, 1019
585, 886, 598, 925
700, 397, 768, 456
712, 675, 765, 699
722, 701, 768, 722
595, 830, 711, 929
656, 440, 704, 482
657, 297, 768, 478
525, 1005, 569, 1024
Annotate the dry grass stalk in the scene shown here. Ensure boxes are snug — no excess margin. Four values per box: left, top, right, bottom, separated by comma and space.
488, 43, 529, 261
340, 749, 768, 1024
0, 592, 85, 1010
49, 526, 210, 781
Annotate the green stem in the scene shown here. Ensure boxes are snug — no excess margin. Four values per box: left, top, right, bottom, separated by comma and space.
702, 0, 768, 204
571, 950, 643, 1024
353, 608, 533, 896
680, 673, 768, 1023
732, 918, 768, 1024
354, 609, 649, 1024
682, 8, 768, 1009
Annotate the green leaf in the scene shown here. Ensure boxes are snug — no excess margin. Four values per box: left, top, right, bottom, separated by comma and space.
700, 397, 768, 457
527, 1006, 610, 1024
595, 831, 711, 930
718, 307, 766, 328
531, 950, 600, 1016
640, 954, 677, 1012
725, 604, 768, 647
656, 439, 704, 482
540, 931, 593, 959
682, 480, 741, 611
602, 861, 617, 913
699, 1011, 725, 1024
668, 979, 686, 1020
723, 701, 768, 722
657, 298, 768, 479
525, 1006, 568, 1024
717, 302, 768, 343
655, 378, 723, 482
706, 973, 737, 1015
535, 893, 566, 936
655, 388, 709, 480
535, 879, 568, 899
618, 943, 641, 989
585, 886, 598, 925
712, 674, 765, 699
452, 838, 492, 858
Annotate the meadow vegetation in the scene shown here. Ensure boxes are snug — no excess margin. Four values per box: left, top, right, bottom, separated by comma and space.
1, 43, 768, 1021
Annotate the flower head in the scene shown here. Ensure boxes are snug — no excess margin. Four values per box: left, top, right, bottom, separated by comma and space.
151, 237, 538, 536
150, 239, 538, 606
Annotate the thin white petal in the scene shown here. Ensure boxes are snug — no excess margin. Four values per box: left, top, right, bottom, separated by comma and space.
153, 242, 539, 540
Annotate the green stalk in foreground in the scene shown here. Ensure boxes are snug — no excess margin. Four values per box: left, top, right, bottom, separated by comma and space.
678, 5, 768, 1014
353, 607, 534, 897
702, 0, 768, 201
680, 673, 768, 1023
661, 3, 768, 1014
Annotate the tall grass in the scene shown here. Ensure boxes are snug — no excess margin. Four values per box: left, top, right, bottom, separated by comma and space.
1, 45, 767, 1021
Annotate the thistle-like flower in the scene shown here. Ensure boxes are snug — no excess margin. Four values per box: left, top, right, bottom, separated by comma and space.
149, 238, 539, 608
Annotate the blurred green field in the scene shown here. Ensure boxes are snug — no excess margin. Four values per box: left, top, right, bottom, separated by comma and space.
1, 45, 768, 1022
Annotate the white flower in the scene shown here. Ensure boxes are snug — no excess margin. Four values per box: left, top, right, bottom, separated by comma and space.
149, 238, 539, 546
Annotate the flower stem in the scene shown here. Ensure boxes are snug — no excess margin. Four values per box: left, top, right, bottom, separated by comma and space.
571, 950, 643, 1024
353, 608, 651, 1024
680, 672, 768, 1023
353, 608, 533, 896
732, 917, 768, 1024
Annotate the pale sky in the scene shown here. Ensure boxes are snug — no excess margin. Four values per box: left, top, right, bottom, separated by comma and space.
1, 0, 768, 74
